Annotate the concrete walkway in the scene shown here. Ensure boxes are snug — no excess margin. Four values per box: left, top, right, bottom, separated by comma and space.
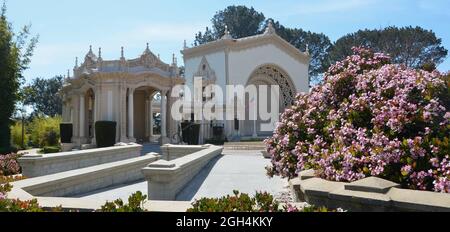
176, 150, 288, 201
75, 150, 290, 203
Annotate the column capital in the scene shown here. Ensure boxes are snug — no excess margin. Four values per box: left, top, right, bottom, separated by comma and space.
160, 89, 169, 96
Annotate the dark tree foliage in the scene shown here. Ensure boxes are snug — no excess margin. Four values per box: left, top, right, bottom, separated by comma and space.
0, 2, 38, 154
269, 19, 332, 82
330, 26, 448, 68
23, 75, 64, 117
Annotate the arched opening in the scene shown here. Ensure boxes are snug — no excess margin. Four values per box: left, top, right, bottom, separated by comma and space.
84, 88, 95, 143
129, 86, 161, 143
242, 65, 295, 138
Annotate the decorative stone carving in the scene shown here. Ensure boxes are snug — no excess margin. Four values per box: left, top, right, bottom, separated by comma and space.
194, 56, 216, 85
251, 65, 296, 107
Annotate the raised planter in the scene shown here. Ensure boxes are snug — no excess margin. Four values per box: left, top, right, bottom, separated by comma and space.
160, 144, 211, 161
141, 145, 223, 200
18, 143, 142, 177
11, 153, 160, 198
290, 170, 450, 212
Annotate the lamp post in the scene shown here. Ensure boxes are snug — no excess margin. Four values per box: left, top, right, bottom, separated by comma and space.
21, 105, 25, 149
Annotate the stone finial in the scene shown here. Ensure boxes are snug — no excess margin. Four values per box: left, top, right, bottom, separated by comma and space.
146, 42, 149, 50
264, 19, 276, 34
172, 53, 177, 66
67, 69, 70, 79
75, 57, 78, 68
221, 25, 232, 40
89, 45, 93, 53
98, 47, 102, 59
121, 46, 124, 59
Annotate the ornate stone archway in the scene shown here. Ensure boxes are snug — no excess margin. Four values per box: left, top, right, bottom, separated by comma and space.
242, 64, 296, 137
247, 65, 296, 107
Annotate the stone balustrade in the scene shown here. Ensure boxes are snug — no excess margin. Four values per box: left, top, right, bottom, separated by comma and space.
18, 143, 142, 177
290, 169, 450, 212
11, 153, 160, 198
142, 145, 223, 200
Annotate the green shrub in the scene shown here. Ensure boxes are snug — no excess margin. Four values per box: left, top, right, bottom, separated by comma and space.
29, 116, 61, 148
188, 190, 283, 212
97, 191, 147, 212
60, 123, 73, 143
10, 121, 28, 150
40, 146, 61, 154
95, 121, 117, 148
187, 190, 337, 212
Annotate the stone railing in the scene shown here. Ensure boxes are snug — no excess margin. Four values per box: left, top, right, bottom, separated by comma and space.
142, 145, 223, 200
160, 144, 211, 160
11, 153, 160, 198
18, 143, 142, 177
290, 170, 450, 212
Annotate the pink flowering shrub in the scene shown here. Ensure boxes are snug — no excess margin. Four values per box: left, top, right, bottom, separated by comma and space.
265, 47, 450, 193
0, 153, 21, 176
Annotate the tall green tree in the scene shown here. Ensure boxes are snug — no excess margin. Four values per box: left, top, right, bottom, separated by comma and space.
23, 75, 64, 117
194, 5, 265, 45
330, 26, 448, 68
0, 2, 38, 153
269, 19, 332, 82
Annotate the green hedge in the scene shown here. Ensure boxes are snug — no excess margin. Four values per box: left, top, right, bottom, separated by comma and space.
95, 121, 116, 148
41, 146, 61, 154
60, 123, 72, 143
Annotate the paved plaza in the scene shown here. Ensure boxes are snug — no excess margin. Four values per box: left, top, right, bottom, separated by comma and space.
75, 150, 289, 203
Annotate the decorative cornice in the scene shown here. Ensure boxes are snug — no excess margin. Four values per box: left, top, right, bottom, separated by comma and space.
181, 33, 310, 64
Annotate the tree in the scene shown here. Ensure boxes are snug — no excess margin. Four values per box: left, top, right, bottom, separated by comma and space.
194, 5, 265, 45
330, 26, 448, 68
270, 19, 332, 83
23, 75, 64, 117
0, 2, 38, 153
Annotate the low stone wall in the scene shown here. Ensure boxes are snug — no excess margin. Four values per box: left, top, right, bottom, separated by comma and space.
18, 143, 142, 177
160, 144, 211, 160
11, 153, 159, 198
290, 170, 450, 212
142, 145, 223, 200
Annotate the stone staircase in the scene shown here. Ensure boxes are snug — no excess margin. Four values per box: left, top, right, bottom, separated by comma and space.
223, 141, 266, 151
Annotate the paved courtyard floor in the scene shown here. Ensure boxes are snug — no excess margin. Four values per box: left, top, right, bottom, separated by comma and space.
75, 150, 290, 203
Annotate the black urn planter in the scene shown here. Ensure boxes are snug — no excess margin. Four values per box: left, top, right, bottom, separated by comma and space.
60, 123, 73, 143
181, 121, 200, 145
212, 125, 224, 139
95, 121, 117, 148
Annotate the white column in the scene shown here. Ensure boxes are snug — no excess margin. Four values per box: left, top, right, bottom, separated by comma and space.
79, 94, 85, 139
91, 93, 97, 145
252, 103, 258, 138
149, 98, 153, 138
161, 90, 167, 138
145, 99, 150, 137
128, 89, 134, 140
120, 86, 127, 141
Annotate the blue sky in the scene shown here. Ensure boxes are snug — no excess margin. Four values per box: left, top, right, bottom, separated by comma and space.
5, 0, 450, 83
